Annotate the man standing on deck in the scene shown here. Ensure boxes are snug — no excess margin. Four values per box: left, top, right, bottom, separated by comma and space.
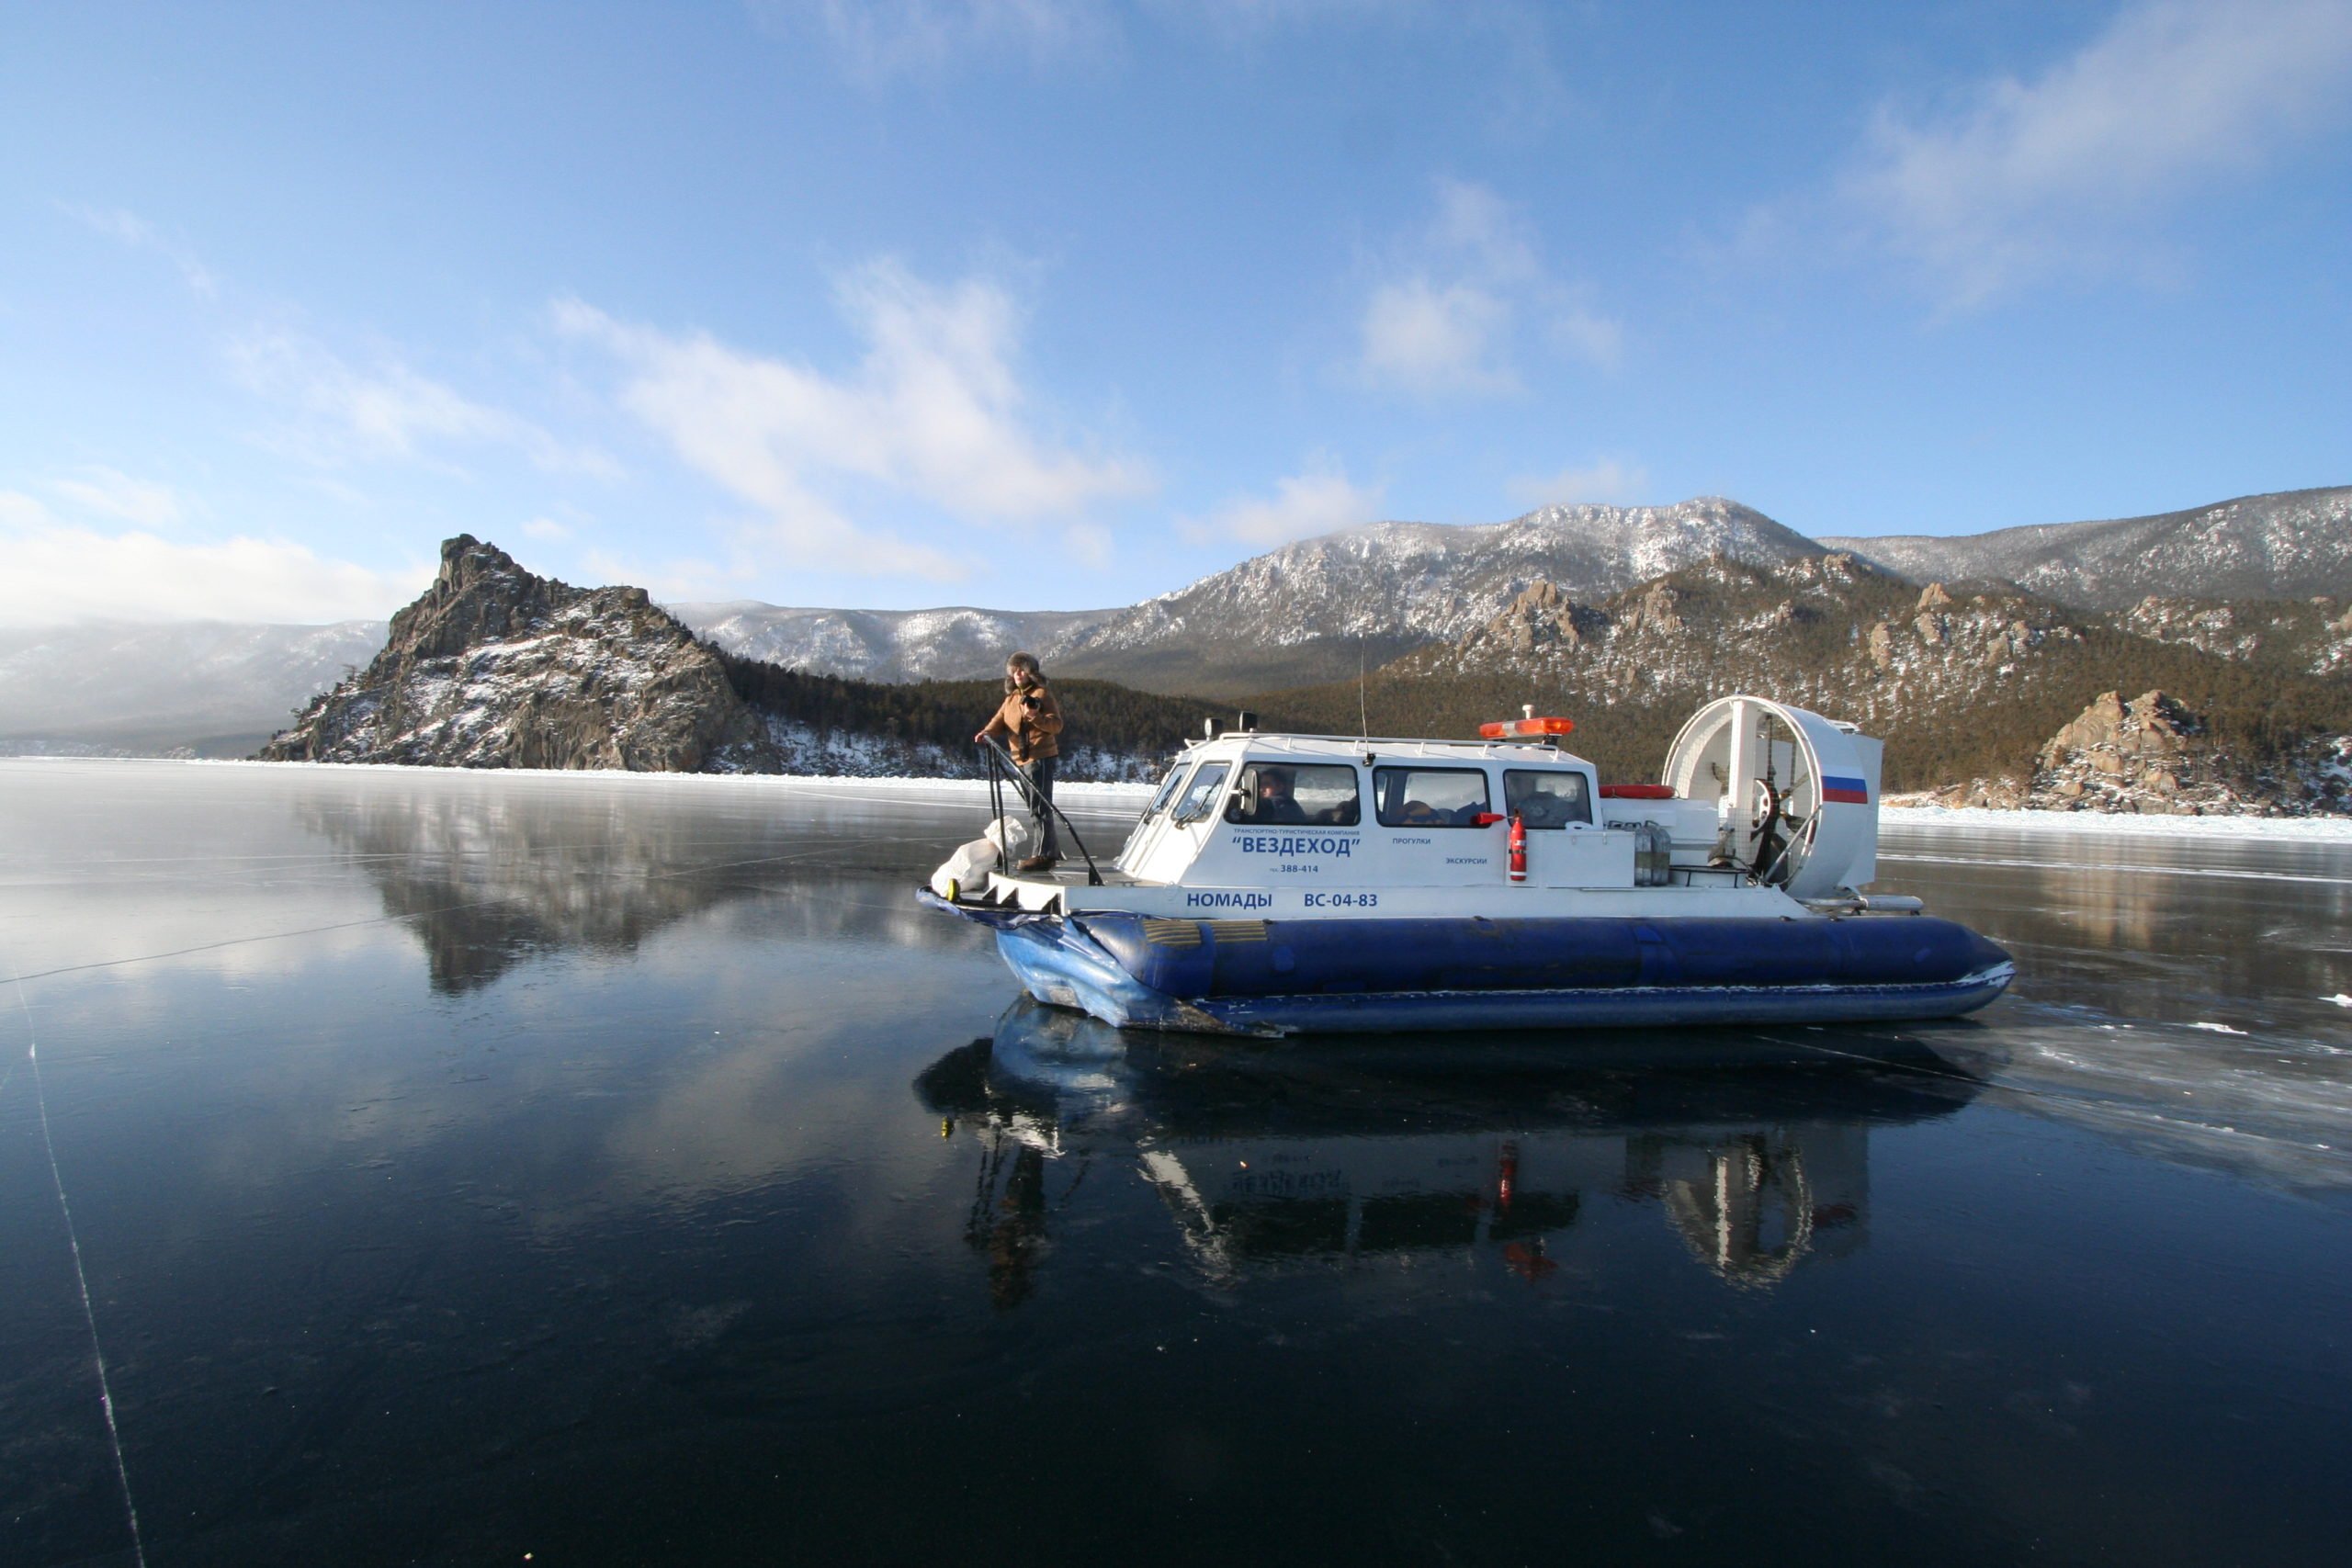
976, 651, 1065, 873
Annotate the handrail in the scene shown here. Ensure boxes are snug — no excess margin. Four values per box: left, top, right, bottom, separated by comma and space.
978, 736, 1103, 886
984, 736, 1012, 867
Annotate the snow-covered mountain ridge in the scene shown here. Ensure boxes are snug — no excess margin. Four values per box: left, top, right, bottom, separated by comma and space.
1026, 498, 1818, 694
6, 484, 2346, 755
1822, 487, 2352, 611
1109, 497, 1816, 646
661, 498, 1819, 694
669, 601, 1110, 683
672, 488, 2351, 696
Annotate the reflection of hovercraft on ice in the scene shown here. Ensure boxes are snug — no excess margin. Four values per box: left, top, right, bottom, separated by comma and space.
916, 998, 1983, 1293
922, 695, 2014, 1035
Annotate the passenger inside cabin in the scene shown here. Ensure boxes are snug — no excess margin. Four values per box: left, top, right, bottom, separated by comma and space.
1251, 767, 1309, 825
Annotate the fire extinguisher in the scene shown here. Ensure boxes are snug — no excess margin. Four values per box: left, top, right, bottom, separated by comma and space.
1508, 810, 1527, 883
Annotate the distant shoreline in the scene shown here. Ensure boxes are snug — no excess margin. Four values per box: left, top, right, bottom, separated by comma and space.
9, 755, 2350, 840
1877, 801, 2352, 840
0, 752, 1157, 799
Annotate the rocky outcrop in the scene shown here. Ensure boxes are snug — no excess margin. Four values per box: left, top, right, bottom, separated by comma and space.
2029, 689, 2209, 809
2035, 689, 2196, 773
1456, 580, 1611, 654
259, 536, 780, 772
2019, 689, 2346, 815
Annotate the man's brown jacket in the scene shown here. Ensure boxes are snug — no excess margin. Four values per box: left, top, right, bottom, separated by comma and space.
982, 682, 1064, 763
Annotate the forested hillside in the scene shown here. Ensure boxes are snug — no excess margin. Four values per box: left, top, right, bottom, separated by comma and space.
707, 645, 1249, 777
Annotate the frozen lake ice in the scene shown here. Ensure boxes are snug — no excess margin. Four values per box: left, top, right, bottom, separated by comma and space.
3, 759, 2348, 1565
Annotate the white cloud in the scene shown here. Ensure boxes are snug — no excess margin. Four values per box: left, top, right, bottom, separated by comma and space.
1427, 179, 1541, 283
67, 205, 617, 482
556, 262, 1150, 581
62, 202, 216, 297
1356, 179, 1621, 395
1507, 456, 1648, 509
1361, 278, 1517, 395
1844, 0, 2352, 306
752, 0, 1112, 80
51, 467, 189, 528
0, 491, 62, 530
229, 327, 620, 478
582, 547, 744, 607
1182, 461, 1385, 548
1548, 310, 1623, 373
520, 516, 571, 542
1062, 520, 1114, 570
0, 502, 415, 626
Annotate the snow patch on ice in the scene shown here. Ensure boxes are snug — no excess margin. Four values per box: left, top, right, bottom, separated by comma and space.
1882, 804, 2352, 842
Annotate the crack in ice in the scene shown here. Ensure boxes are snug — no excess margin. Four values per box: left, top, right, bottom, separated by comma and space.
10, 969, 148, 1568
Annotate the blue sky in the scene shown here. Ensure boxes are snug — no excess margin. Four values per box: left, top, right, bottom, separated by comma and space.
2, 1, 2347, 626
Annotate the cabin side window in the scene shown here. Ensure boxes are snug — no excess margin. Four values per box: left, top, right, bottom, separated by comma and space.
1504, 769, 1593, 828
1143, 761, 1190, 818
1224, 763, 1362, 826
1171, 762, 1232, 824
1373, 766, 1492, 828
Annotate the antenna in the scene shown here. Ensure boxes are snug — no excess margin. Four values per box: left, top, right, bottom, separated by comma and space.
1358, 634, 1369, 739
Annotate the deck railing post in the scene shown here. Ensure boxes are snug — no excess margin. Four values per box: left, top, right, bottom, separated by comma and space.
976, 735, 1102, 886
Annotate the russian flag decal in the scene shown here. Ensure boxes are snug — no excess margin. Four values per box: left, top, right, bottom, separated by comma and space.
1821, 774, 1870, 805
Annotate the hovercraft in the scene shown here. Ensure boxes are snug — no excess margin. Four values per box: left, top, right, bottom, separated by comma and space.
920, 694, 2013, 1036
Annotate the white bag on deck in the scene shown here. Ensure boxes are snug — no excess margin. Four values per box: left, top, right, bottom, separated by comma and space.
929, 838, 995, 900
929, 812, 1035, 900
982, 814, 1035, 859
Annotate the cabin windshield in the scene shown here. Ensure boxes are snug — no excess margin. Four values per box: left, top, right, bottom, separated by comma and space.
1142, 761, 1189, 819
1171, 762, 1231, 824
1505, 769, 1592, 828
